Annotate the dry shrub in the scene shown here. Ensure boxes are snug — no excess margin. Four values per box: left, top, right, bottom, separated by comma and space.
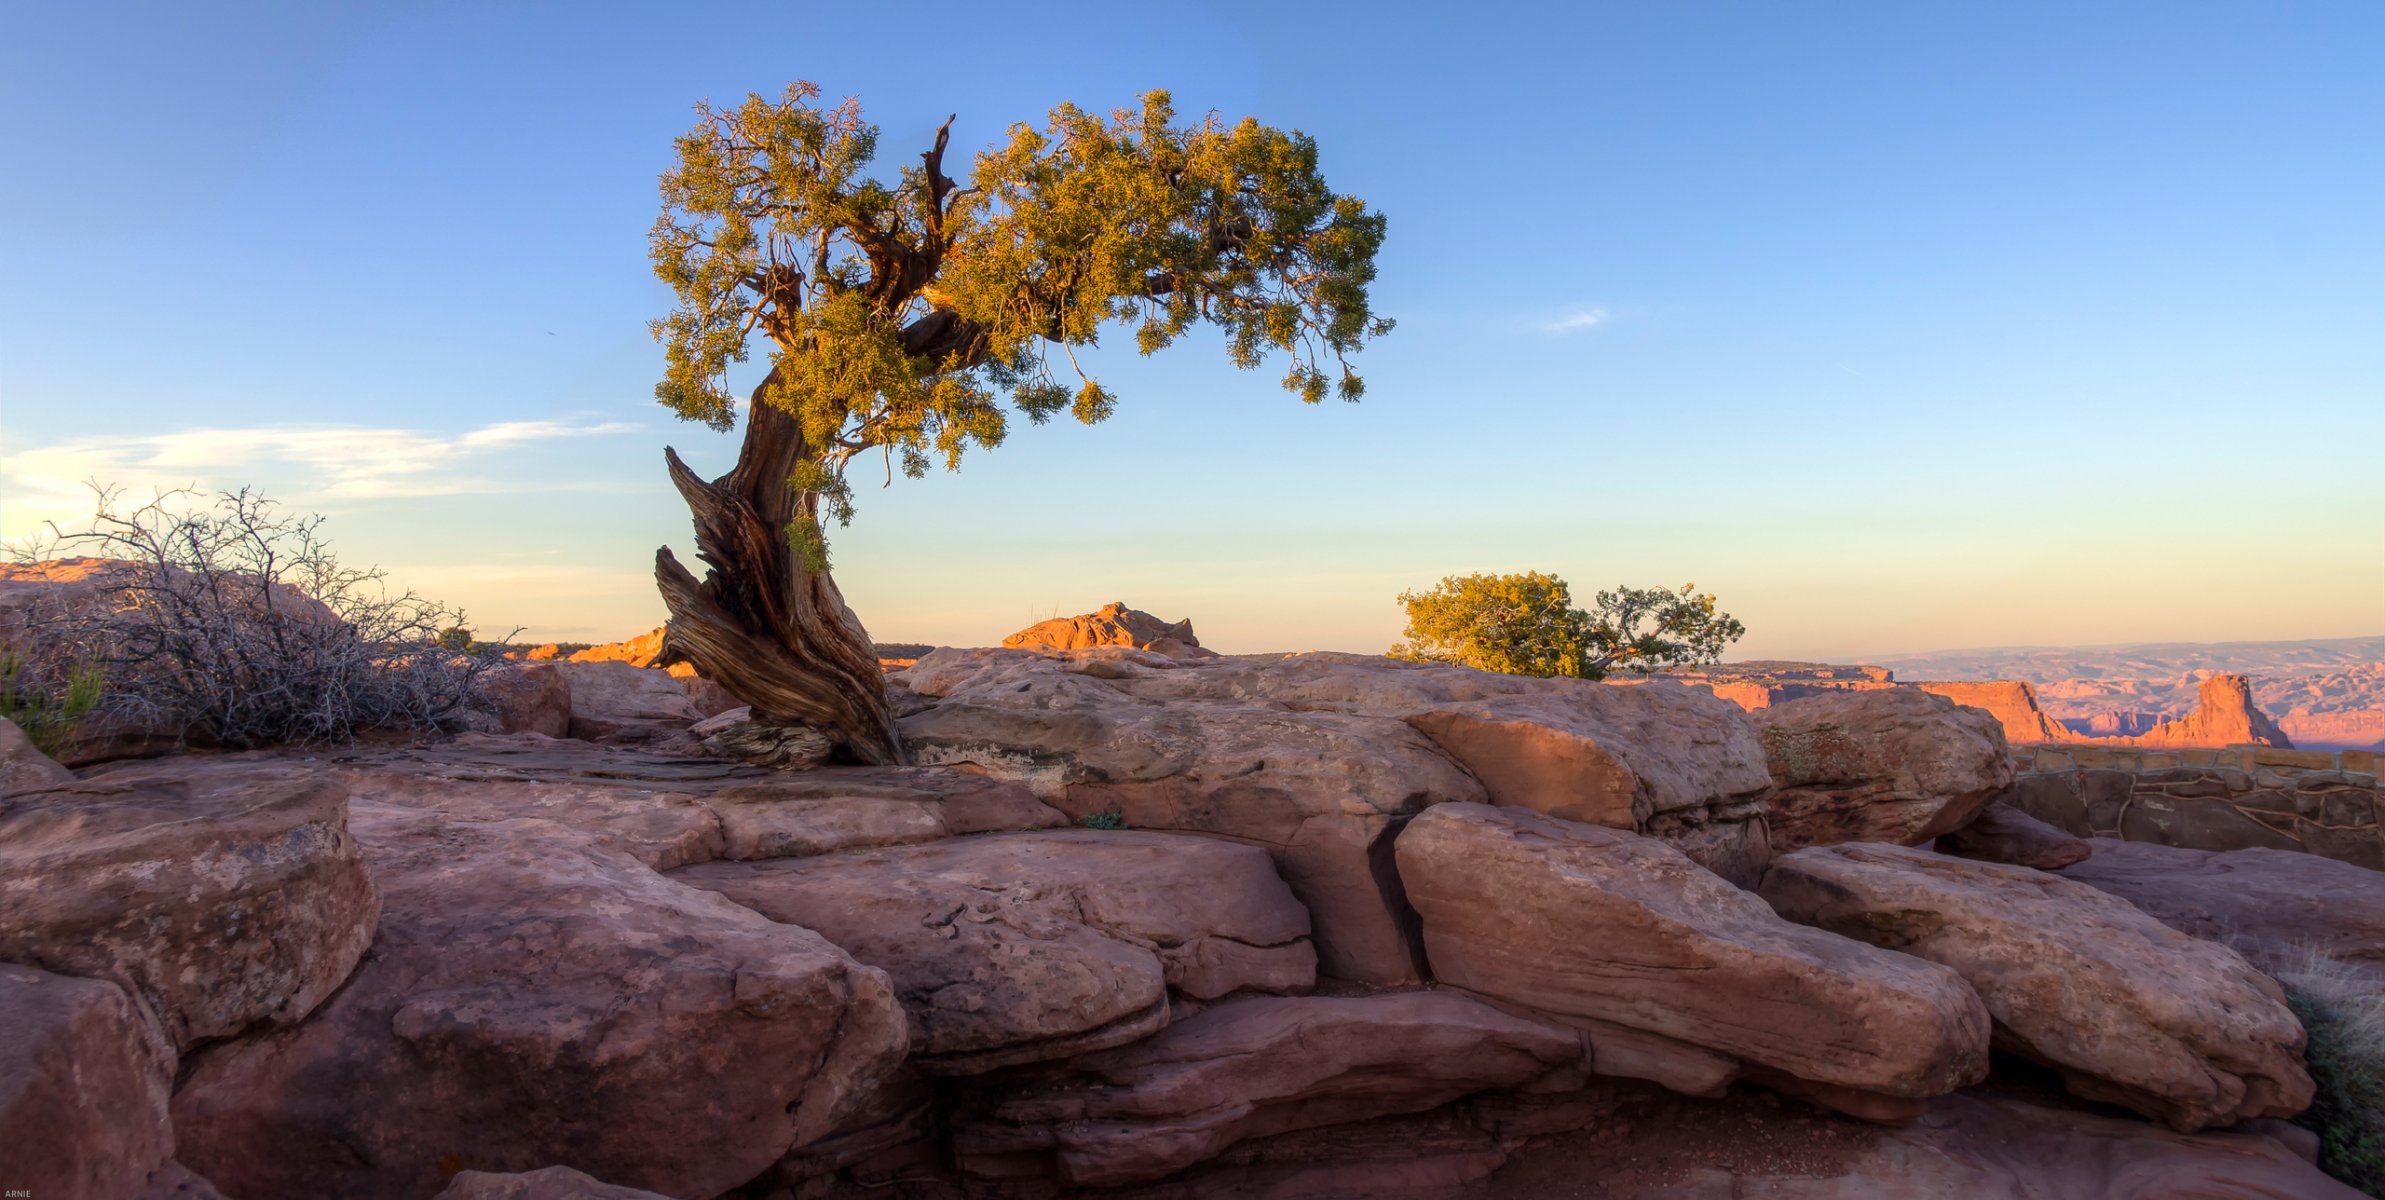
9, 486, 511, 750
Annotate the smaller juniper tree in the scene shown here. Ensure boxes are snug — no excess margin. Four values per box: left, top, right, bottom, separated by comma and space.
1391, 573, 1745, 681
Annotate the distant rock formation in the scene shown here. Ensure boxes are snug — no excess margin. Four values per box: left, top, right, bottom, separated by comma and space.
2112, 674, 2292, 750
1001, 601, 1217, 660
1910, 681, 2071, 745
568, 627, 668, 668
1682, 661, 2294, 750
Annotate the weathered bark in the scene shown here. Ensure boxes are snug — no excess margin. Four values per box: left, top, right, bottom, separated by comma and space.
654, 384, 904, 766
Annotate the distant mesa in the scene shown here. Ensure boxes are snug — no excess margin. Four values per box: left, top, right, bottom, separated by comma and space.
1002, 601, 1218, 661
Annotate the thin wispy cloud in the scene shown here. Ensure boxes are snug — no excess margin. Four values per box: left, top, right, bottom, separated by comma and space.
1540, 306, 1611, 334
1, 416, 644, 536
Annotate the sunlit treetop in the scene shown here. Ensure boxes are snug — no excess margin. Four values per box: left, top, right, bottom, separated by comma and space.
650, 82, 1391, 527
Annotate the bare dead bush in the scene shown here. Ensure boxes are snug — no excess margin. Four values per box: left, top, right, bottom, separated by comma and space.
10, 485, 512, 749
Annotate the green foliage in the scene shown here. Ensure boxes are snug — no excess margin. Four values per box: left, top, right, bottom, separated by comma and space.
1389, 572, 1593, 678
0, 652, 103, 758
1390, 573, 1746, 681
1076, 805, 1129, 831
2280, 950, 2385, 1195
650, 82, 1390, 531
436, 626, 474, 653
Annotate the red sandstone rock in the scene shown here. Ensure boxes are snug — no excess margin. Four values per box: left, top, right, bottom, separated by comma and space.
1912, 679, 2071, 744
137, 1162, 231, 1199
1935, 799, 2092, 868
473, 662, 572, 738
432, 1166, 670, 1199
1763, 844, 2313, 1131
674, 830, 1315, 1073
565, 625, 668, 667
0, 767, 379, 1054
0, 964, 174, 1200
1395, 803, 1989, 1100
1755, 688, 2013, 852
2122, 674, 2295, 749
1619, 1089, 2362, 1200
0, 715, 74, 795
170, 803, 908, 1200
950, 991, 1586, 1187
1002, 601, 1218, 659
552, 659, 703, 742
2059, 838, 2385, 980
898, 649, 1774, 981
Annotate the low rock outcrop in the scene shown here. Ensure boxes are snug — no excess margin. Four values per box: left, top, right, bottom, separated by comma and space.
897, 648, 1773, 983
554, 659, 704, 742
674, 830, 1315, 1073
170, 802, 908, 1200
0, 768, 379, 1055
0, 964, 175, 1200
1002, 601, 1217, 659
1762, 843, 2313, 1131
1396, 804, 1990, 1104
1755, 688, 2012, 852
1935, 799, 2092, 869
474, 662, 573, 738
948, 991, 1587, 1187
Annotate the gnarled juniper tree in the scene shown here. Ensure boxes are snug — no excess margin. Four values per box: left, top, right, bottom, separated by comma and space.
650, 84, 1390, 764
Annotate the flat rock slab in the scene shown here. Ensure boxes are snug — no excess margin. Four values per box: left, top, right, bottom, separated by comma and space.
0, 764, 379, 1054
1756, 688, 2012, 853
1763, 843, 2313, 1131
952, 991, 1587, 1188
1621, 1090, 2363, 1200
1395, 803, 1989, 1100
0, 964, 174, 1200
2059, 838, 2385, 981
1934, 799, 2091, 869
171, 804, 907, 1200
674, 830, 1315, 1073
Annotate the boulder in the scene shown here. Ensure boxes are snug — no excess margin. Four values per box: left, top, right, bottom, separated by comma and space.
1762, 843, 2313, 1131
0, 767, 379, 1053
553, 660, 704, 743
1935, 799, 2092, 869
2060, 838, 2385, 980
475, 662, 572, 738
897, 648, 1773, 983
0, 714, 74, 794
171, 803, 908, 1200
1002, 601, 1218, 659
1756, 688, 2013, 852
948, 991, 1587, 1187
432, 1166, 671, 1200
0, 964, 174, 1200
1395, 803, 1989, 1101
673, 830, 1315, 1073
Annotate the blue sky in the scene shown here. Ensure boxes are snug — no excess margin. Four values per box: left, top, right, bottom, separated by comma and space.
4, 1, 2380, 657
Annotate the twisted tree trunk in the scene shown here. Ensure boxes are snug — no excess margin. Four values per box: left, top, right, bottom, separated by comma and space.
653, 381, 904, 765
